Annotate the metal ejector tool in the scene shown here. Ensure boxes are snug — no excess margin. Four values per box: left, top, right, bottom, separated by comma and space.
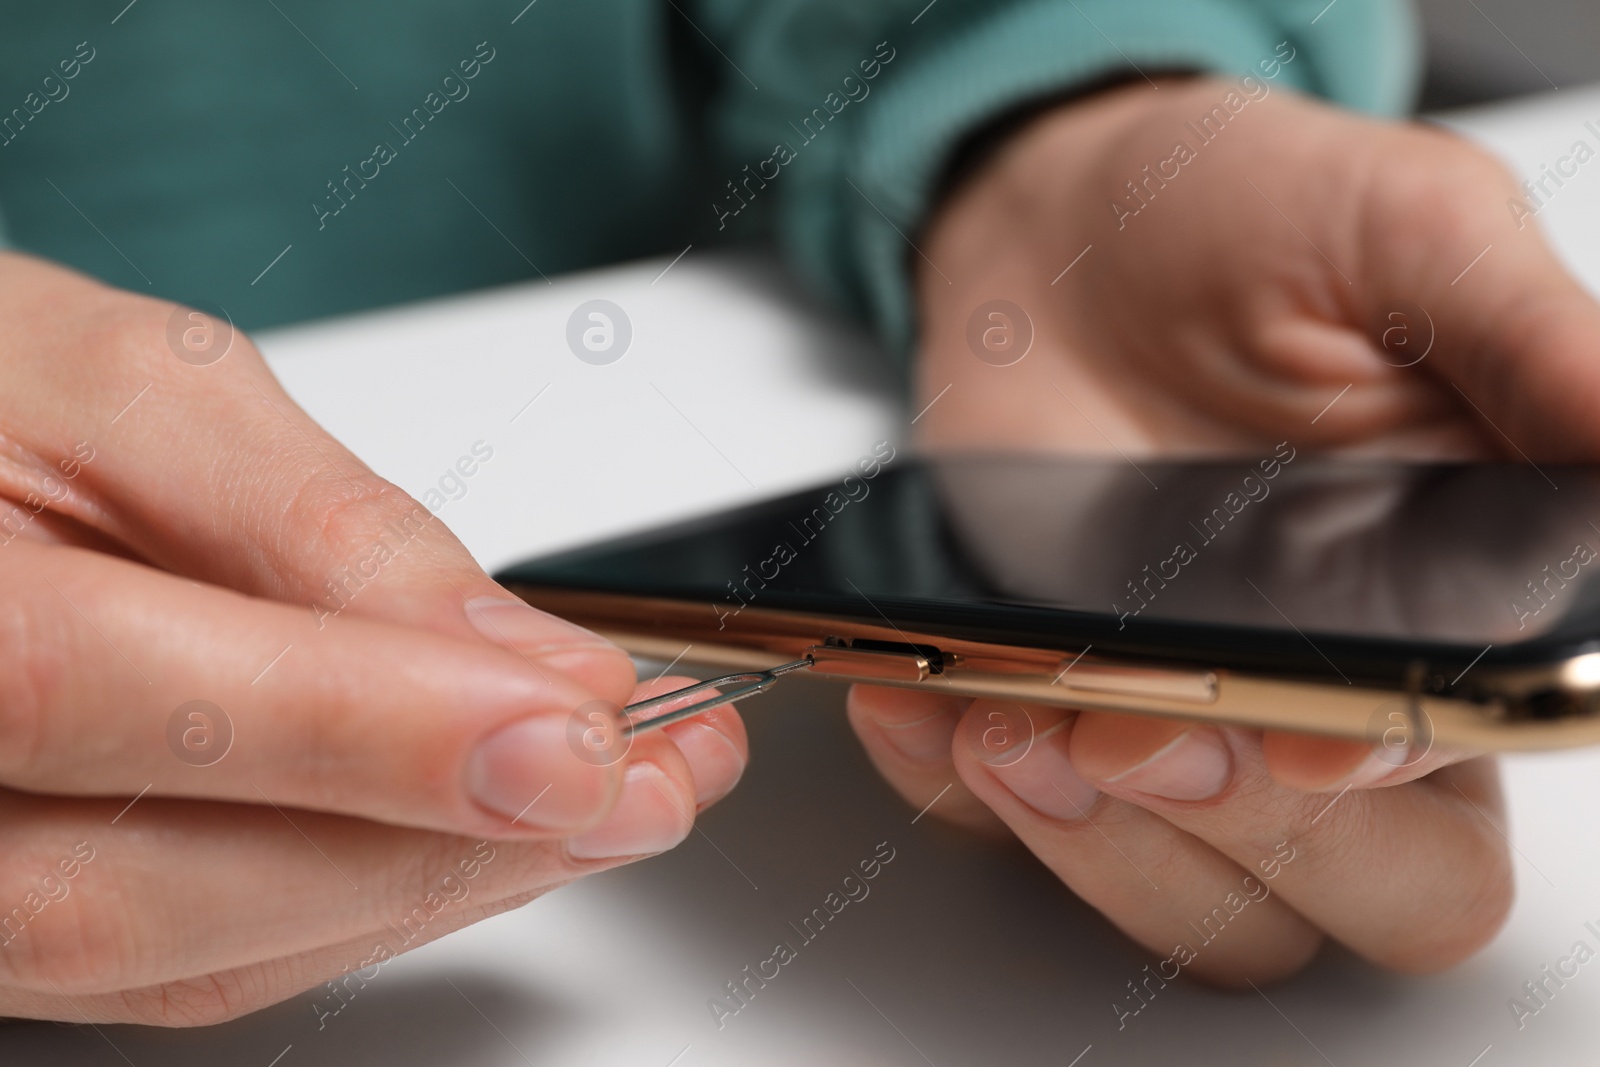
618, 641, 941, 735
619, 657, 816, 736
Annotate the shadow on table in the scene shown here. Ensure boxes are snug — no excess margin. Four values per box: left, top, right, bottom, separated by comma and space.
0, 971, 559, 1066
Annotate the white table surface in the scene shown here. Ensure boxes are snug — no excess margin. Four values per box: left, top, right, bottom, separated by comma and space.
9, 85, 1600, 1065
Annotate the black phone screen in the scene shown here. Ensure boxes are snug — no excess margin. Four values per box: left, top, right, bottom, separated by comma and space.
496, 452, 1600, 689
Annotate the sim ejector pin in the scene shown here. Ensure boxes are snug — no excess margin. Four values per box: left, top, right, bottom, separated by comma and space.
621, 657, 816, 736
619, 642, 938, 735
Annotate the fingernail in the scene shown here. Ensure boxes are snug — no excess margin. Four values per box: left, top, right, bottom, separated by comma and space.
465, 596, 609, 653
983, 721, 1100, 821
662, 720, 746, 806
1347, 747, 1399, 788
466, 715, 613, 831
465, 595, 630, 682
871, 708, 959, 765
1105, 728, 1232, 801
567, 763, 692, 859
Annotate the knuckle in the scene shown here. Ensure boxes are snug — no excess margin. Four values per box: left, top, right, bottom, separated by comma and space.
1378, 831, 1515, 974
76, 298, 174, 374
0, 571, 70, 779
60, 290, 262, 397
1411, 130, 1520, 191
1190, 932, 1325, 989
84, 298, 161, 353
1404, 125, 1513, 181
1223, 763, 1516, 976
376, 834, 476, 910
1371, 134, 1521, 241
0, 852, 135, 995
1443, 158, 1523, 221
283, 473, 437, 574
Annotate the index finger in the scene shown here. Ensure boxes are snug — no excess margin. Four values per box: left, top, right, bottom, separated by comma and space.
0, 540, 637, 840
0, 256, 631, 700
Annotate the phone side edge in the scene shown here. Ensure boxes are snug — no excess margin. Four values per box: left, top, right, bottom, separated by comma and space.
507, 585, 1600, 752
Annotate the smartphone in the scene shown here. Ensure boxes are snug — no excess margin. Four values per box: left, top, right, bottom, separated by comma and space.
495, 450, 1600, 751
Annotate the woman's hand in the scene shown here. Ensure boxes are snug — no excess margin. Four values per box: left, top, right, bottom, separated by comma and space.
848, 77, 1600, 984
911, 77, 1600, 460
0, 253, 747, 1024
849, 690, 1505, 985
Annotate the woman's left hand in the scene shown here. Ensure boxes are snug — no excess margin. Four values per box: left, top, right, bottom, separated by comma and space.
839, 76, 1577, 985
848, 687, 1508, 985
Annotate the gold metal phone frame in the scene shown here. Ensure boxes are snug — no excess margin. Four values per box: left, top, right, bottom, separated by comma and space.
508, 585, 1600, 752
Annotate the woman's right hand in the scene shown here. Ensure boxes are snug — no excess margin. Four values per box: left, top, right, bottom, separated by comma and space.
0, 252, 748, 1025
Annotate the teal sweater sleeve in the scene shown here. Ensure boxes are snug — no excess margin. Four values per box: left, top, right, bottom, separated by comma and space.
694, 0, 1420, 354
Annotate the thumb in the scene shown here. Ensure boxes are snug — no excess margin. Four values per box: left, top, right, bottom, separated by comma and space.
1426, 245, 1600, 461
1368, 142, 1600, 461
